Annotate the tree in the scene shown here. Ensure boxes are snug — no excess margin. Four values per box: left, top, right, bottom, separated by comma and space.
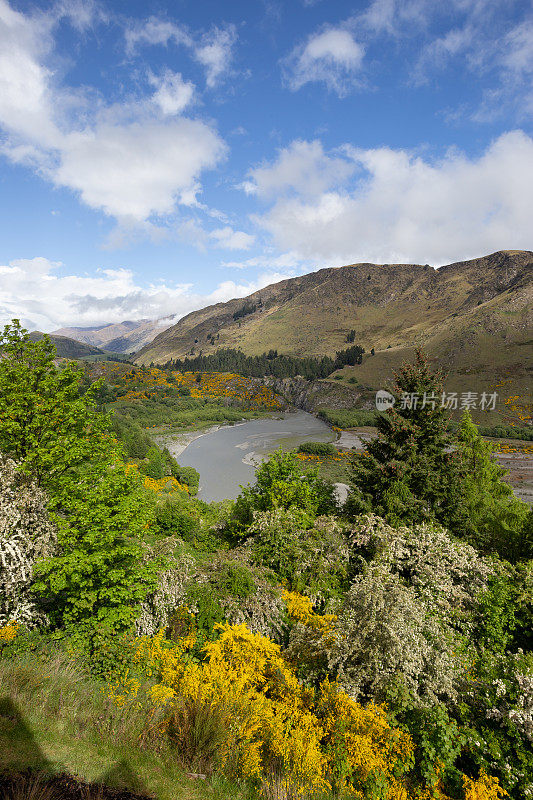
0, 321, 109, 495
456, 410, 529, 560
349, 350, 464, 529
0, 321, 159, 641
233, 448, 335, 529
32, 458, 159, 638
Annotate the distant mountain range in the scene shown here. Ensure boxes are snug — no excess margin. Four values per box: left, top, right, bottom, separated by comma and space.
52, 317, 175, 354
135, 250, 532, 403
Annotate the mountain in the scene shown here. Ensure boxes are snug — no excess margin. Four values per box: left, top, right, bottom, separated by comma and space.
52, 317, 175, 354
136, 251, 532, 407
29, 332, 105, 358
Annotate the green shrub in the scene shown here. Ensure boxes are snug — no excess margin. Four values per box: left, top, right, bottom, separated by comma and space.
217, 563, 256, 599
155, 498, 200, 540
298, 441, 337, 456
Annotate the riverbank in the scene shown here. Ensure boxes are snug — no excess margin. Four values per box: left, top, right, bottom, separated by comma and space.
157, 411, 334, 502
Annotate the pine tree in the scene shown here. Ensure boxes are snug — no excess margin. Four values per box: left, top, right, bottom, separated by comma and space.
349, 350, 464, 529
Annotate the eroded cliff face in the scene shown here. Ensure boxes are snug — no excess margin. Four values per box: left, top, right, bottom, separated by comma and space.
262, 376, 363, 413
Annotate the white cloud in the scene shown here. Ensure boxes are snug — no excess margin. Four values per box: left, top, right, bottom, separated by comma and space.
249, 130, 533, 266
149, 70, 195, 115
0, 0, 58, 146
0, 257, 292, 332
502, 19, 533, 76
412, 5, 533, 119
243, 139, 356, 199
220, 252, 303, 270
55, 119, 225, 221
124, 17, 191, 53
0, 1, 227, 227
283, 27, 364, 95
125, 17, 236, 88
209, 227, 255, 250
194, 25, 237, 88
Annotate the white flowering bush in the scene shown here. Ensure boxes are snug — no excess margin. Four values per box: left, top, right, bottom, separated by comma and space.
288, 515, 497, 705
328, 564, 461, 704
136, 542, 286, 641
0, 456, 57, 626
135, 539, 195, 636
348, 514, 495, 620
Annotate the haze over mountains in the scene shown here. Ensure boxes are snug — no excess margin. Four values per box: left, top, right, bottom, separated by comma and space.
52, 317, 176, 354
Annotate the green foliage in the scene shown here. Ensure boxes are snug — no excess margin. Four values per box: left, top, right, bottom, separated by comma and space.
455, 649, 533, 799
111, 416, 152, 459
248, 509, 349, 600
456, 409, 530, 560
155, 497, 200, 540
476, 423, 533, 442
185, 584, 226, 646
298, 441, 337, 456
232, 448, 335, 529
168, 460, 200, 495
388, 698, 463, 789
163, 345, 365, 381
0, 321, 110, 494
349, 350, 465, 531
32, 456, 160, 640
216, 563, 256, 599
140, 445, 168, 478
474, 575, 518, 654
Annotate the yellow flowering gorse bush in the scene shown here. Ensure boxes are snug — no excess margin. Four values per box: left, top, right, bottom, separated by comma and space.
110, 621, 421, 798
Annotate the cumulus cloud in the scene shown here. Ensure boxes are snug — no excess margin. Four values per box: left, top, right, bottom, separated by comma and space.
243, 139, 356, 199
209, 227, 255, 250
0, 257, 292, 332
283, 27, 364, 95
149, 70, 195, 115
249, 130, 533, 266
0, 0, 227, 228
54, 119, 224, 221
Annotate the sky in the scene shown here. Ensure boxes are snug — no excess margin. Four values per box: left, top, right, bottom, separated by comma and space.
0, 0, 532, 332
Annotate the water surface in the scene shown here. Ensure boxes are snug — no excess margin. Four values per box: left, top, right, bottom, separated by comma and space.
169, 411, 334, 502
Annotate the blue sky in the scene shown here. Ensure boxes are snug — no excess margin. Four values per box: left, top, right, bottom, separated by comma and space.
0, 0, 531, 331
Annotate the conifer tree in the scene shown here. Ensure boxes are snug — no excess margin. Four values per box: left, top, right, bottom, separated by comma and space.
349, 350, 464, 529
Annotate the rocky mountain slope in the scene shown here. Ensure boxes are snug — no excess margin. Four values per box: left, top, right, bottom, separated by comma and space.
53, 316, 175, 354
136, 249, 532, 363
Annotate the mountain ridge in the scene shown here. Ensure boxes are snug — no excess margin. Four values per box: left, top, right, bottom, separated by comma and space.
136, 250, 533, 370
53, 316, 175, 354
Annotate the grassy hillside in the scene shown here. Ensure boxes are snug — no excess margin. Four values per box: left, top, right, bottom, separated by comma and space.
29, 332, 105, 359
136, 250, 532, 395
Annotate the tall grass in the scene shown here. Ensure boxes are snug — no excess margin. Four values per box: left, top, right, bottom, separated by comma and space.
0, 647, 251, 800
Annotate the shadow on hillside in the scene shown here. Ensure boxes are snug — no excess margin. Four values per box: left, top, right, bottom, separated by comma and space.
0, 696, 153, 798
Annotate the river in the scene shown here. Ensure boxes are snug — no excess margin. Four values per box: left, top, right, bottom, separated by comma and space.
163, 411, 335, 502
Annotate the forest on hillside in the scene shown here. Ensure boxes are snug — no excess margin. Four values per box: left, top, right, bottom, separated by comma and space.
1, 322, 532, 800
161, 344, 365, 380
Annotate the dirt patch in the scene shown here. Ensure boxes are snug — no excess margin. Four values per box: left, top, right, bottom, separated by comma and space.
0, 770, 154, 800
